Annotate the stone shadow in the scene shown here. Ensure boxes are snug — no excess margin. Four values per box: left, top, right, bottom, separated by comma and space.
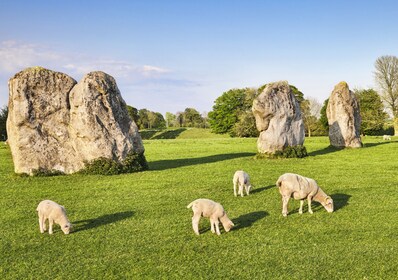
150, 152, 256, 171
73, 211, 134, 233
250, 185, 275, 194
232, 211, 268, 230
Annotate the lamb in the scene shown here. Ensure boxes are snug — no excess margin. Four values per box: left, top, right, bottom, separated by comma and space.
233, 170, 252, 197
187, 198, 234, 235
383, 135, 391, 140
276, 173, 334, 217
36, 200, 72, 234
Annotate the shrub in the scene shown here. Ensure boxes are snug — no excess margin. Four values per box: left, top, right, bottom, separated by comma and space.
79, 152, 148, 175
31, 168, 65, 177
255, 145, 308, 159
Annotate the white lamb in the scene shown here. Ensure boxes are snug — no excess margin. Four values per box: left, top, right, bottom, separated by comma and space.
383, 135, 391, 140
36, 200, 72, 234
276, 173, 334, 217
233, 170, 252, 197
187, 198, 234, 235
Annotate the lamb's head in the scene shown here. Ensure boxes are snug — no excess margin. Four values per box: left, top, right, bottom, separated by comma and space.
220, 214, 235, 232
61, 222, 72, 234
321, 196, 334, 213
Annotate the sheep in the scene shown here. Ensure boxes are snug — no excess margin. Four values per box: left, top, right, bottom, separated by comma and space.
36, 200, 71, 234
187, 198, 234, 235
233, 170, 252, 197
276, 173, 334, 217
383, 135, 391, 140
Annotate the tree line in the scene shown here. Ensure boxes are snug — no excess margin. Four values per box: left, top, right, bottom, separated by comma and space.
0, 55, 397, 139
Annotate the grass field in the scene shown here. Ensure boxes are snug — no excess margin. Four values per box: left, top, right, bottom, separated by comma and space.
0, 132, 397, 279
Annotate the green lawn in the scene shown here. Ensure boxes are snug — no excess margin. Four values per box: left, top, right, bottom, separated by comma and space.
0, 135, 397, 279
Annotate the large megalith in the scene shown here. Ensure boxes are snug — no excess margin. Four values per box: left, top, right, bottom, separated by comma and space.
326, 82, 362, 148
252, 81, 305, 155
7, 67, 146, 175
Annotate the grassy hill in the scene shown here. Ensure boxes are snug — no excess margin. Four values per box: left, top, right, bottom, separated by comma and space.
0, 136, 397, 279
139, 128, 230, 139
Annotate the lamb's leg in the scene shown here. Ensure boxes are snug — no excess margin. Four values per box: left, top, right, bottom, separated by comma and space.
233, 181, 237, 197
192, 214, 201, 235
48, 218, 54, 234
245, 185, 250, 195
307, 196, 313, 214
212, 218, 221, 235
210, 218, 216, 234
239, 185, 244, 197
38, 213, 44, 233
282, 196, 290, 217
299, 200, 304, 214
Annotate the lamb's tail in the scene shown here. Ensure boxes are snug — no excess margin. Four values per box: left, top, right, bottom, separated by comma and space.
276, 178, 283, 188
187, 202, 194, 209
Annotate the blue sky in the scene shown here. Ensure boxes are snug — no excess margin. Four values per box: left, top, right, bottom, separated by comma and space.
1, 0, 398, 115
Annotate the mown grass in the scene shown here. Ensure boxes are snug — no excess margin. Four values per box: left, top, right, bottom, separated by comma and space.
0, 136, 397, 279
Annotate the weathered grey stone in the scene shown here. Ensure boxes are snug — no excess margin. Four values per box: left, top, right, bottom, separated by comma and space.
69, 71, 144, 165
326, 82, 362, 148
7, 67, 145, 175
252, 81, 305, 154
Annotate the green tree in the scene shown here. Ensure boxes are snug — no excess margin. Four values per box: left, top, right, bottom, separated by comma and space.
165, 112, 176, 127
374, 55, 398, 135
208, 88, 256, 134
137, 109, 165, 129
355, 88, 387, 135
0, 106, 8, 141
126, 105, 139, 124
319, 98, 329, 130
231, 111, 259, 137
182, 108, 203, 127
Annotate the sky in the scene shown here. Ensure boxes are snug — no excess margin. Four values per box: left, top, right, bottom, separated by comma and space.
1, 0, 398, 115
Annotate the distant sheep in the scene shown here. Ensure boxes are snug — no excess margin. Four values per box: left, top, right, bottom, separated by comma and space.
383, 135, 391, 140
233, 170, 252, 197
276, 173, 334, 217
36, 200, 71, 234
187, 198, 234, 235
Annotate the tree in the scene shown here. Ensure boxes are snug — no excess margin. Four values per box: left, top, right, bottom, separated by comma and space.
231, 111, 259, 137
126, 105, 139, 124
0, 106, 8, 141
137, 109, 165, 129
208, 88, 256, 134
354, 88, 387, 135
182, 108, 203, 127
319, 98, 329, 130
374, 55, 398, 135
301, 98, 325, 137
165, 112, 176, 128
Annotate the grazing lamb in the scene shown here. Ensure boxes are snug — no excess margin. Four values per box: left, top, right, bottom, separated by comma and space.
187, 198, 234, 235
233, 170, 252, 197
383, 135, 391, 140
276, 173, 334, 217
36, 200, 71, 234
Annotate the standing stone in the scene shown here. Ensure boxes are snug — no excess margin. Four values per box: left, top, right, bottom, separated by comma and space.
69, 71, 144, 165
7, 67, 79, 174
7, 67, 146, 175
326, 82, 362, 148
252, 81, 305, 154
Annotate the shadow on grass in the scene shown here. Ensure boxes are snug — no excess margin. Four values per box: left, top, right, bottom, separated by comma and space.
250, 185, 274, 194
232, 211, 268, 231
150, 152, 256, 171
308, 145, 342, 157
309, 140, 393, 157
139, 130, 158, 140
73, 211, 134, 233
153, 128, 187, 139
331, 193, 351, 212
